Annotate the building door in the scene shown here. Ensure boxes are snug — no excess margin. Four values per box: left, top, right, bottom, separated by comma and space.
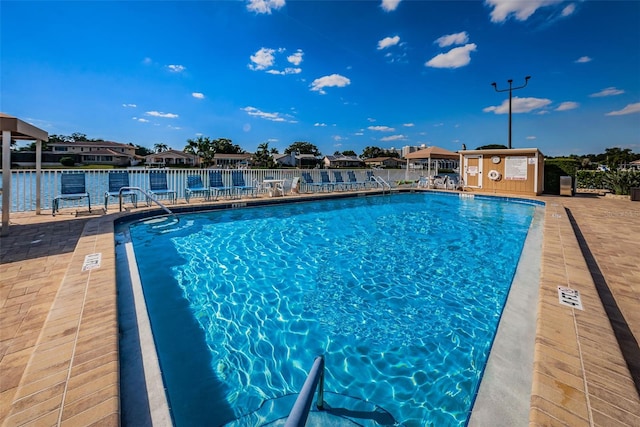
464, 155, 483, 188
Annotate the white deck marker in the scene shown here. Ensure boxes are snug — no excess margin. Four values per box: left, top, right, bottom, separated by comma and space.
82, 253, 102, 271
558, 286, 583, 310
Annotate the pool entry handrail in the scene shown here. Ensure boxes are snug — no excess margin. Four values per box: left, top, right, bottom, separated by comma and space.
371, 175, 392, 193
284, 355, 325, 427
118, 186, 177, 219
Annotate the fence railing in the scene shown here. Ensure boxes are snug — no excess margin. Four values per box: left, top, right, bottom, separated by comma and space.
1, 168, 434, 212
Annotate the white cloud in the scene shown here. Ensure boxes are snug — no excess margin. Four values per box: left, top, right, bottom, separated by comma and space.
435, 31, 469, 48
242, 106, 297, 123
483, 96, 552, 114
145, 111, 179, 118
267, 67, 301, 75
526, 136, 537, 140
605, 103, 640, 116
426, 43, 477, 69
249, 47, 276, 70
368, 125, 395, 132
575, 56, 592, 63
167, 64, 186, 73
590, 87, 624, 97
192, 92, 205, 99
381, 134, 406, 142
133, 117, 149, 123
167, 125, 182, 130
287, 49, 303, 66
377, 36, 400, 50
310, 74, 351, 94
122, 103, 137, 108
486, 0, 564, 23
555, 101, 579, 111
403, 123, 415, 127
247, 0, 285, 14
142, 57, 152, 65
561, 3, 576, 17
381, 0, 401, 12
314, 123, 327, 127
250, 47, 302, 74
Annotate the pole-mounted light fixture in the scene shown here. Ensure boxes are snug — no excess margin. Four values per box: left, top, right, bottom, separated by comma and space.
491, 76, 531, 149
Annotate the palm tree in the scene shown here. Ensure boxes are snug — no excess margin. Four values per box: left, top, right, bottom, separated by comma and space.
153, 143, 169, 153
185, 136, 214, 167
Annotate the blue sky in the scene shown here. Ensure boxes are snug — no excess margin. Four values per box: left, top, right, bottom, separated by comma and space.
2, 0, 639, 157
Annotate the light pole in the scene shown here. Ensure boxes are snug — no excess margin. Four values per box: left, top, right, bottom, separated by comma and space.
491, 76, 531, 149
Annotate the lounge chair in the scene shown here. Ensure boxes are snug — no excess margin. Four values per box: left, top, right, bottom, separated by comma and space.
366, 170, 375, 187
347, 171, 367, 190
52, 173, 91, 216
319, 171, 335, 192
231, 170, 257, 198
147, 171, 177, 205
209, 171, 234, 200
301, 172, 324, 193
185, 175, 210, 203
332, 171, 349, 191
104, 172, 137, 211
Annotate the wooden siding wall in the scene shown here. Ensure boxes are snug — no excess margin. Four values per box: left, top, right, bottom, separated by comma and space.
465, 152, 543, 196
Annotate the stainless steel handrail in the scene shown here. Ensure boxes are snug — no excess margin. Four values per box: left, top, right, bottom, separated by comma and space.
118, 186, 177, 219
372, 175, 392, 193
284, 356, 325, 427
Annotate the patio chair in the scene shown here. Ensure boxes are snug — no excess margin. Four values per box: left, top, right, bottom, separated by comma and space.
52, 173, 91, 216
147, 171, 176, 206
209, 170, 234, 200
347, 171, 367, 190
276, 177, 299, 196
301, 172, 324, 193
185, 175, 210, 203
332, 171, 349, 191
319, 171, 335, 192
231, 170, 257, 198
104, 172, 137, 211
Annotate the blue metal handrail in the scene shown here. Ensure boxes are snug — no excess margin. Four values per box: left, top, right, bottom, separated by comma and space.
284, 356, 325, 427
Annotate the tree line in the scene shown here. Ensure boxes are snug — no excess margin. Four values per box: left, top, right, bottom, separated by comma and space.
15, 132, 636, 169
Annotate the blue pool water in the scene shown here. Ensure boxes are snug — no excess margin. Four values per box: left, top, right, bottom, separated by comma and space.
126, 193, 537, 426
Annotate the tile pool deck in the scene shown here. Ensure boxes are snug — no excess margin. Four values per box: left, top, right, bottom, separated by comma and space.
1, 191, 639, 426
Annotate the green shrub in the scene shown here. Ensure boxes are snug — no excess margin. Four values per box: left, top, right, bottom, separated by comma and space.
544, 158, 580, 194
576, 170, 607, 189
60, 156, 75, 167
603, 170, 640, 195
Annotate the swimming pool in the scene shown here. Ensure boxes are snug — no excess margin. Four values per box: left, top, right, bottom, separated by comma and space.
123, 192, 538, 426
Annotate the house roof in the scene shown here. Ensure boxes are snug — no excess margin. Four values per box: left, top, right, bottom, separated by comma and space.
364, 156, 406, 163
460, 148, 543, 156
404, 146, 459, 160
324, 155, 362, 162
48, 140, 133, 149
79, 149, 132, 157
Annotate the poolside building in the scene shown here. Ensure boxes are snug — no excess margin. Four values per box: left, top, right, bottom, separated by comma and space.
459, 148, 545, 196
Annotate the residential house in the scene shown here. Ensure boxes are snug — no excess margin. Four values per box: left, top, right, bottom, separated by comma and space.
144, 149, 200, 167
213, 153, 253, 169
363, 156, 406, 169
47, 140, 137, 166
322, 154, 364, 168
